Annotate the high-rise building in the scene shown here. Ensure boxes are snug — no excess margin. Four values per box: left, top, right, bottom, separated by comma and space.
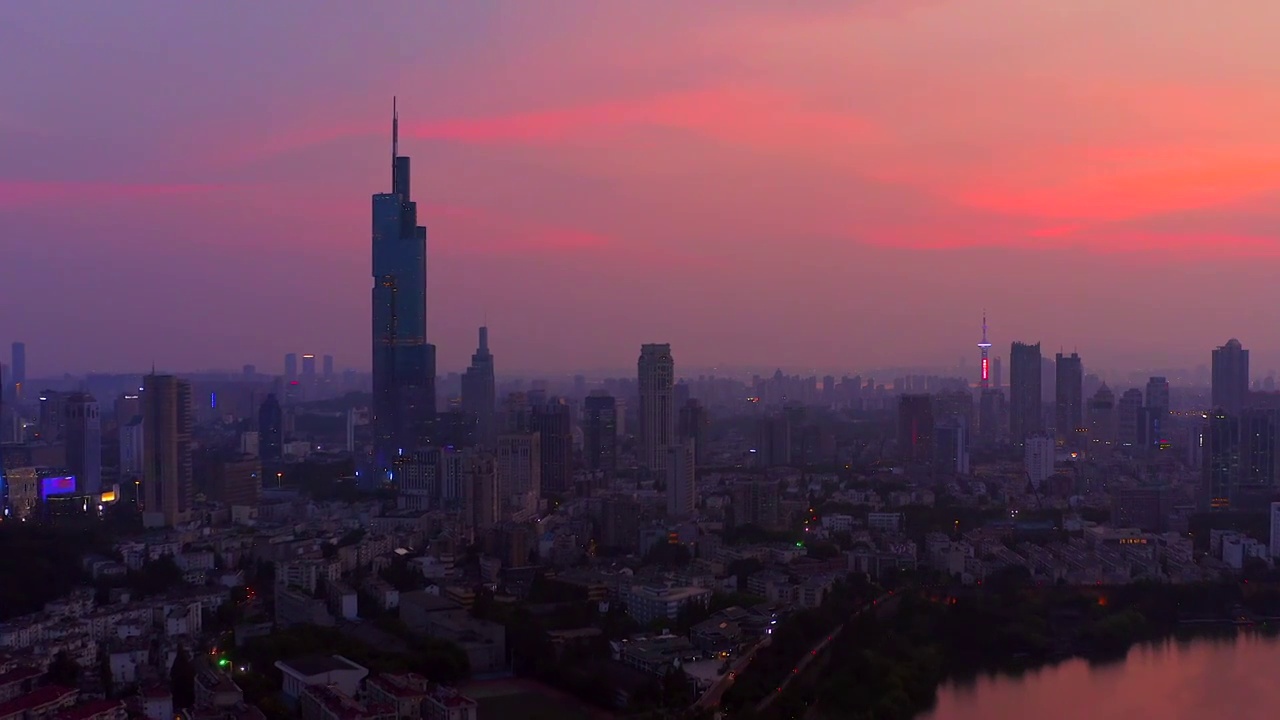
531, 400, 573, 497
1212, 339, 1249, 416
583, 393, 618, 474
258, 394, 283, 473
1054, 352, 1083, 445
1024, 436, 1054, 491
897, 394, 934, 463
141, 374, 193, 528
209, 454, 262, 507
1009, 342, 1043, 443
119, 416, 144, 480
64, 392, 101, 495
677, 399, 709, 465
461, 327, 496, 448
10, 342, 24, 403
1087, 384, 1117, 450
978, 389, 1004, 445
1239, 408, 1279, 508
37, 390, 67, 441
465, 451, 499, 533
496, 433, 540, 519
372, 100, 436, 475
322, 355, 334, 378
637, 344, 675, 475
666, 444, 696, 518
992, 357, 1003, 390
1203, 410, 1239, 511
284, 353, 298, 382
1117, 388, 1143, 448
933, 421, 970, 475
756, 414, 791, 468
1145, 376, 1170, 419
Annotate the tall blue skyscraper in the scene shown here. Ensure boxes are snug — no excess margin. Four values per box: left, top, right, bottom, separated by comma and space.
372, 100, 436, 474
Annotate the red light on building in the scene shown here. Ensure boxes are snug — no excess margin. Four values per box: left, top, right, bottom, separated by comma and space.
981, 357, 989, 381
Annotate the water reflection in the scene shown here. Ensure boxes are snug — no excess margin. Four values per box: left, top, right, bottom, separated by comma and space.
920, 632, 1280, 720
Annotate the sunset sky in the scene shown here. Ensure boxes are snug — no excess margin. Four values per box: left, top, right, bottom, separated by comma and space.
5, 1, 1280, 378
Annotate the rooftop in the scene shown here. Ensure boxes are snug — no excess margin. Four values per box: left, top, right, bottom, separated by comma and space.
0, 686, 78, 716
278, 655, 363, 677
53, 699, 125, 720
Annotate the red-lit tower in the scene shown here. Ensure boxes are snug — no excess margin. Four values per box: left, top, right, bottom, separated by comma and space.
978, 311, 992, 390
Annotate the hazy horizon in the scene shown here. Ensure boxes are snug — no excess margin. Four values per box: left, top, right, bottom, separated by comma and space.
7, 2, 1280, 376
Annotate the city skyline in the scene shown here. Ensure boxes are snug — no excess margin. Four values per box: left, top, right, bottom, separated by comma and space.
8, 2, 1280, 375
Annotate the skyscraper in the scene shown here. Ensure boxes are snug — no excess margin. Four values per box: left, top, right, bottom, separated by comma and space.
142, 374, 193, 528
1145, 376, 1170, 418
637, 344, 675, 475
284, 353, 298, 382
897, 394, 934, 463
372, 100, 436, 474
1009, 342, 1043, 443
1054, 352, 1083, 445
1212, 339, 1249, 416
461, 327, 496, 448
1117, 388, 1143, 448
531, 399, 573, 497
666, 444, 696, 518
10, 342, 24, 403
583, 393, 618, 474
258, 393, 283, 473
1087, 384, 1117, 450
1203, 410, 1238, 511
677, 399, 709, 465
64, 392, 101, 495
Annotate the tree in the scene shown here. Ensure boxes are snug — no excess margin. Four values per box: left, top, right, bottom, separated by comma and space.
170, 646, 196, 709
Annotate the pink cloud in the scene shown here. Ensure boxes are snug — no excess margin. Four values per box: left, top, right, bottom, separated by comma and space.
0, 180, 214, 210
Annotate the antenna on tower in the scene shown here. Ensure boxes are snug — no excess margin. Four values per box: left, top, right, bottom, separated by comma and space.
391, 97, 399, 188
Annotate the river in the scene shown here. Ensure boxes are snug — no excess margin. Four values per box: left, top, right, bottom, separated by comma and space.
920, 632, 1280, 720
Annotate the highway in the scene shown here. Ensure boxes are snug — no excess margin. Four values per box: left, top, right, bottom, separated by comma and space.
751, 591, 894, 716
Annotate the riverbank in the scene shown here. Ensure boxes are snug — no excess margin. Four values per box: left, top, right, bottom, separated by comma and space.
754, 573, 1280, 720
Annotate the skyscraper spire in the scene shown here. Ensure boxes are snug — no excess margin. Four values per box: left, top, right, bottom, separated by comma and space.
978, 310, 992, 390
391, 96, 399, 190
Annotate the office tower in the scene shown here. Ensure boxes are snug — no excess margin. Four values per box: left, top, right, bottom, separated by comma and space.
1212, 338, 1249, 416
897, 394, 934, 463
37, 390, 67, 441
10, 342, 24, 403
1203, 410, 1239, 511
992, 357, 1003, 390
933, 421, 970, 475
209, 455, 262, 507
372, 101, 436, 473
1055, 352, 1083, 446
461, 327, 497, 448
728, 479, 782, 531
666, 443, 696, 517
141, 374, 193, 528
531, 400, 573, 497
637, 344, 675, 475
258, 394, 283, 473
756, 413, 792, 468
119, 416, 144, 480
64, 393, 101, 495
1024, 436, 1054, 491
496, 433, 540, 518
302, 353, 316, 379
1145, 376, 1170, 418
677, 399, 709, 465
1087, 384, 1117, 450
322, 355, 334, 378
934, 389, 974, 439
1009, 342, 1043, 443
583, 393, 618, 473
1270, 502, 1280, 559
465, 451, 500, 533
284, 353, 298, 382
1117, 389, 1143, 448
1238, 408, 1279, 510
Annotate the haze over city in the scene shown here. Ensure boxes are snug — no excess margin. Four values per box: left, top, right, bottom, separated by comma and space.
6, 0, 1280, 376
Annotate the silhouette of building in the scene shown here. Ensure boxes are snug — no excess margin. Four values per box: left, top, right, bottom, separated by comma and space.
531, 400, 573, 497
637, 344, 675, 476
461, 327, 496, 448
755, 413, 791, 468
677, 399, 709, 465
1203, 410, 1238, 511
1054, 352, 1083, 446
1144, 376, 1170, 418
1087, 384, 1117, 451
1009, 342, 1043, 443
258, 394, 283, 474
583, 393, 618, 474
371, 100, 436, 475
9, 342, 24, 403
1117, 388, 1143, 449
1212, 339, 1249, 416
666, 444, 696, 518
897, 394, 934, 464
142, 374, 193, 528
64, 392, 101, 495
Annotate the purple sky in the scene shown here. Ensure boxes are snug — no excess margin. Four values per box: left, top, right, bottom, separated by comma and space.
5, 1, 1280, 378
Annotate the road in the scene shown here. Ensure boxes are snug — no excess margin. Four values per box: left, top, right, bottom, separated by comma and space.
693, 636, 772, 710
752, 592, 894, 715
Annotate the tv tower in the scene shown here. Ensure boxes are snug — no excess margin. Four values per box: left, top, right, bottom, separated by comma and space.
978, 311, 992, 390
